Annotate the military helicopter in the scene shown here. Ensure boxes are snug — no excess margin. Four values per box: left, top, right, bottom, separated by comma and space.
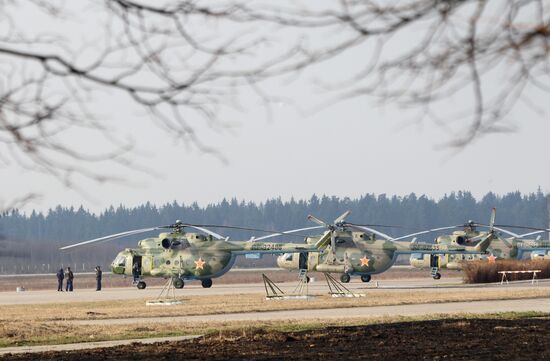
60, 220, 326, 289
408, 208, 550, 275
266, 211, 494, 283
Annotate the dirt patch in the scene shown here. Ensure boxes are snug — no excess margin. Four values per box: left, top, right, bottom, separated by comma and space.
3, 317, 549, 360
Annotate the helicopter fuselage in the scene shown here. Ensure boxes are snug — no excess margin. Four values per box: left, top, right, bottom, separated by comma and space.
111, 231, 319, 281
409, 232, 550, 270
277, 230, 493, 277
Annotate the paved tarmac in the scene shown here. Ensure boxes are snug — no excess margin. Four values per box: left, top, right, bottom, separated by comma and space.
0, 335, 200, 355
0, 277, 547, 305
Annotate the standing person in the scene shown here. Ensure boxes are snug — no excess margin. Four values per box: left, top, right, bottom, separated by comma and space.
132, 261, 139, 284
65, 267, 74, 292
95, 266, 102, 291
56, 268, 64, 291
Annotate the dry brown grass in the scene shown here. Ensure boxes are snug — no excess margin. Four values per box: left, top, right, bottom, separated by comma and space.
462, 260, 550, 284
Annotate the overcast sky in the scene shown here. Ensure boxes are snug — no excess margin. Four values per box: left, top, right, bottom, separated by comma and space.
7, 86, 549, 213
2, 2, 550, 213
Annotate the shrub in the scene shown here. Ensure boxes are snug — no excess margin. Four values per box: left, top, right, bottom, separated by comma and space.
462, 259, 550, 284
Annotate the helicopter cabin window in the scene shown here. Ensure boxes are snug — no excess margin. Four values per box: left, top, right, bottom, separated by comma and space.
115, 256, 126, 267
166, 260, 171, 265
283, 253, 293, 262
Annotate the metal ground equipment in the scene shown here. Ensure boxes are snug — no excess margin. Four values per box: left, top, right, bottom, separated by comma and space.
262, 271, 314, 300
145, 278, 184, 306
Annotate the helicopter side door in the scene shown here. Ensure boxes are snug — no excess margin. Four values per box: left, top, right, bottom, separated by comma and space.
299, 252, 308, 270
430, 254, 439, 268
132, 255, 143, 277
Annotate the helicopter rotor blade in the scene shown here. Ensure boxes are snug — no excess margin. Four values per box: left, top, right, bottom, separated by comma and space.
492, 226, 520, 238
183, 225, 225, 240
345, 223, 406, 229
307, 215, 329, 228
183, 224, 318, 241
60, 227, 162, 250
346, 224, 394, 241
493, 224, 550, 232
389, 225, 464, 242
516, 230, 546, 239
458, 223, 526, 239
334, 210, 351, 225
249, 226, 325, 242
489, 207, 496, 232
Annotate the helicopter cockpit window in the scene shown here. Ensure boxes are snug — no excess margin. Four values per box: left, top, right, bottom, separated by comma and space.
115, 256, 126, 267
283, 253, 293, 262
410, 253, 423, 260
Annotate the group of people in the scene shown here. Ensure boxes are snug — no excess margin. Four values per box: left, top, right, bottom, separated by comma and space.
56, 266, 103, 291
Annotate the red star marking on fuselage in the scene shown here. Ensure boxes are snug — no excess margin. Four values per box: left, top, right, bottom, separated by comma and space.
359, 256, 370, 267
195, 258, 206, 269
487, 254, 497, 263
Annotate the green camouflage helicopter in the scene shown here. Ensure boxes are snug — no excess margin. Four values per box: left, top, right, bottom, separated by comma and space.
267, 211, 494, 283
60, 220, 325, 289
409, 208, 550, 276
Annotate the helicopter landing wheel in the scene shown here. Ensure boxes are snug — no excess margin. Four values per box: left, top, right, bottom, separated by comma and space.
173, 278, 184, 289
360, 274, 371, 283
340, 273, 351, 283
433, 273, 441, 280
305, 275, 310, 283
136, 281, 146, 290
201, 278, 212, 288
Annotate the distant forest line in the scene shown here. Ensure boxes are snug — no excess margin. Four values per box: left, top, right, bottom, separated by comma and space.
0, 190, 549, 274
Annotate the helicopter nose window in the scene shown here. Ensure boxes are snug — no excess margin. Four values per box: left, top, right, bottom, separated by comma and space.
282, 253, 293, 262
114, 256, 126, 266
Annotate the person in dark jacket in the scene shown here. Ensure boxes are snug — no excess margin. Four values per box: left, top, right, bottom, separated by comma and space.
95, 266, 102, 291
65, 267, 74, 292
56, 268, 64, 291
132, 261, 140, 283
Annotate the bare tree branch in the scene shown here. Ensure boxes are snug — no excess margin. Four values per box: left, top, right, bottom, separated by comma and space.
1, 0, 549, 210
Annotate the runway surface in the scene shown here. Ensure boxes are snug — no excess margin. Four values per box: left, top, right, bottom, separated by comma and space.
0, 277, 547, 305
